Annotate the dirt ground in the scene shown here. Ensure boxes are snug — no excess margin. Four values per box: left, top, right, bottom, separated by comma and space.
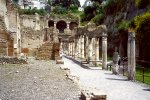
0, 58, 80, 100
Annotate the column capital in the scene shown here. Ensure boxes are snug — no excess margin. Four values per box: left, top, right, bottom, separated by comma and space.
101, 32, 107, 37
129, 32, 135, 38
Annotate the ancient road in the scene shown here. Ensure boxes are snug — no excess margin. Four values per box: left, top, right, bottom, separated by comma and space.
61, 56, 150, 100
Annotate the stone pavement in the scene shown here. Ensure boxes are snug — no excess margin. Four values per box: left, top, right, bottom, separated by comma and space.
61, 56, 150, 100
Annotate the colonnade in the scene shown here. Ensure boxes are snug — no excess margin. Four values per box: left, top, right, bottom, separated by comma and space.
62, 32, 108, 69
60, 24, 136, 80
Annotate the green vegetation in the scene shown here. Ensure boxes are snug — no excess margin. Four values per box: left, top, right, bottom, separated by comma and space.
116, 20, 130, 32
133, 12, 150, 61
103, 0, 126, 15
81, 0, 127, 26
92, 13, 104, 25
18, 8, 47, 16
53, 6, 68, 14
13, 0, 19, 3
134, 0, 150, 9
52, 0, 80, 9
136, 67, 150, 85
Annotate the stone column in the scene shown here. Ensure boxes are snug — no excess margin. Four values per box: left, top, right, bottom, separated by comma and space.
88, 38, 93, 62
95, 38, 100, 61
92, 38, 96, 61
68, 43, 70, 56
72, 42, 74, 58
74, 38, 77, 58
78, 36, 81, 58
81, 35, 85, 59
70, 42, 72, 56
86, 36, 89, 60
60, 41, 62, 53
67, 22, 70, 30
128, 32, 136, 80
54, 21, 57, 30
71, 42, 73, 57
102, 33, 107, 69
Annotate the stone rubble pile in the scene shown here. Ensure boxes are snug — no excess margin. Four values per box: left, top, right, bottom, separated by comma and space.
0, 56, 27, 64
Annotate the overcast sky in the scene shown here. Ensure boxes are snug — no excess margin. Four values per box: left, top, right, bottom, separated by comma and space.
79, 0, 86, 6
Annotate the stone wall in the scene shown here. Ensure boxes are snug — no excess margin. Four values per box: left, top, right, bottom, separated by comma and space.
20, 14, 45, 31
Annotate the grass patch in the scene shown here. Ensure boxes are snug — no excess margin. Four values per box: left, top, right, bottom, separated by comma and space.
136, 67, 150, 85
107, 56, 112, 61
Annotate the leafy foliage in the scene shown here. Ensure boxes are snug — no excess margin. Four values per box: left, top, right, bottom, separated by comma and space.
92, 13, 104, 25
53, 6, 68, 14
52, 0, 80, 9
134, 12, 150, 40
69, 5, 78, 13
133, 12, 150, 61
134, 0, 150, 9
103, 0, 126, 15
80, 6, 96, 22
19, 8, 47, 16
13, 0, 19, 3
116, 20, 130, 32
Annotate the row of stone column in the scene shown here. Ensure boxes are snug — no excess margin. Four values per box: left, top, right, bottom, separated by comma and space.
66, 34, 108, 69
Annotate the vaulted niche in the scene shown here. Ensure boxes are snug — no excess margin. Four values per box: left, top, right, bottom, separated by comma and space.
48, 20, 54, 27
69, 22, 78, 30
56, 20, 67, 33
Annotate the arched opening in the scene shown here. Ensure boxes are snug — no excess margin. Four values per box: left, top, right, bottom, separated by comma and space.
69, 22, 78, 30
56, 20, 67, 33
48, 20, 54, 27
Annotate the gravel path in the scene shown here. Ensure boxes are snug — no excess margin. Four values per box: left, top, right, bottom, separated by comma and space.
61, 56, 150, 100
0, 58, 80, 100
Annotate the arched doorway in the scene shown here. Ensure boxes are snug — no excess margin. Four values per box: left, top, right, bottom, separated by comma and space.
48, 20, 54, 27
56, 20, 67, 33
69, 22, 78, 30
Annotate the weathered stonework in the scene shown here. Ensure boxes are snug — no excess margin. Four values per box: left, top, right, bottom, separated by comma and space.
0, 0, 79, 60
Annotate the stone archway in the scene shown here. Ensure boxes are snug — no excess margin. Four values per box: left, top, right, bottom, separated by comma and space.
48, 20, 54, 27
69, 22, 78, 30
56, 20, 67, 33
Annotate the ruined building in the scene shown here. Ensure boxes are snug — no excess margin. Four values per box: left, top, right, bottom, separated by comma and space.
0, 0, 79, 60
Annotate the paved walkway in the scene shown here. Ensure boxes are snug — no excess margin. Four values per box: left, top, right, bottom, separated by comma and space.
61, 56, 150, 100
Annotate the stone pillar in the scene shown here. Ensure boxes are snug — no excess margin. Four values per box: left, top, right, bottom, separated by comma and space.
78, 36, 81, 58
86, 36, 89, 60
88, 38, 93, 62
68, 43, 70, 56
102, 33, 107, 69
71, 42, 73, 57
92, 38, 96, 61
95, 38, 100, 61
67, 22, 70, 30
60, 41, 62, 52
128, 32, 136, 80
81, 35, 85, 59
70, 42, 72, 56
54, 21, 57, 30
74, 38, 77, 58
72, 42, 74, 57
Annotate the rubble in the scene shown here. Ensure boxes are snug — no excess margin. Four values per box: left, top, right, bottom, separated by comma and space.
0, 56, 27, 64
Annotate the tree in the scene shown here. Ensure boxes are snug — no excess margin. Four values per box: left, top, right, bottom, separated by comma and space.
13, 0, 19, 3
52, 0, 80, 9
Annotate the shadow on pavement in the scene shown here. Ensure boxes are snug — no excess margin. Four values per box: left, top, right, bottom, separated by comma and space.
143, 89, 150, 92
64, 56, 103, 70
106, 78, 128, 81
64, 56, 91, 69
104, 73, 113, 75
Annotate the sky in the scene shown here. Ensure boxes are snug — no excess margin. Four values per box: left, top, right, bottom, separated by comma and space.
79, 0, 86, 6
